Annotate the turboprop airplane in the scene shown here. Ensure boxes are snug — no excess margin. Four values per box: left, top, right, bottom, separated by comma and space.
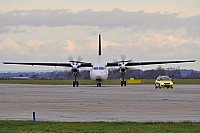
3, 34, 196, 87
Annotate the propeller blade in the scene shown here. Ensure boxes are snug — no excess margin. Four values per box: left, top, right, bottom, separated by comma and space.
77, 56, 83, 62
68, 56, 73, 61
113, 55, 132, 63
68, 56, 87, 63
121, 55, 126, 61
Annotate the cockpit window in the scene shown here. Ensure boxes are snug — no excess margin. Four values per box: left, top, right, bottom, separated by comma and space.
99, 67, 104, 70
93, 67, 98, 70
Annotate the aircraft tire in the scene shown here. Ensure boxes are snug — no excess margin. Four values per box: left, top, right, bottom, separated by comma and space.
76, 81, 79, 87
97, 83, 101, 87
73, 81, 75, 87
121, 81, 123, 86
121, 81, 126, 86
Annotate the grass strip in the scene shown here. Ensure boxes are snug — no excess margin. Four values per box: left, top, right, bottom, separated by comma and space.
0, 121, 200, 133
0, 79, 199, 85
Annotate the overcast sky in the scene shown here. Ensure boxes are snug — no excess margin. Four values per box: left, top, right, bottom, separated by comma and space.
0, 0, 199, 72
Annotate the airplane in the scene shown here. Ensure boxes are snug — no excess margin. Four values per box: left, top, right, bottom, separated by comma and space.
3, 34, 196, 87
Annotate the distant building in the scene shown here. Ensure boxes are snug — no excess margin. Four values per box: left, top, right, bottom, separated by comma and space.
1, 76, 29, 80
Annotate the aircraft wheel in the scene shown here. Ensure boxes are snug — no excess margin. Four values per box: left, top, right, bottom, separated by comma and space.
121, 81, 123, 86
97, 83, 101, 87
76, 81, 79, 87
73, 81, 75, 87
121, 81, 126, 86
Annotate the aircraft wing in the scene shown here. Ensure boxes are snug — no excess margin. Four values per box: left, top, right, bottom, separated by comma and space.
79, 63, 92, 67
3, 62, 92, 67
106, 60, 196, 67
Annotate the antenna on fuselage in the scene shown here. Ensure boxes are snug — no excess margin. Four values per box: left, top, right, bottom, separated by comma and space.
98, 34, 101, 63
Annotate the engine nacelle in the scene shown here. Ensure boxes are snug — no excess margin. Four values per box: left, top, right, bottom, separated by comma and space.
71, 67, 79, 73
71, 63, 80, 73
118, 62, 128, 74
120, 67, 126, 73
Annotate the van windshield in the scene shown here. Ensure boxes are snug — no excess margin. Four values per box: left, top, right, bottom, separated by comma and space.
160, 77, 170, 81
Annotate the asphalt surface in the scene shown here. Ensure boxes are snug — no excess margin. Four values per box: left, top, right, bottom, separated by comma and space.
0, 84, 199, 122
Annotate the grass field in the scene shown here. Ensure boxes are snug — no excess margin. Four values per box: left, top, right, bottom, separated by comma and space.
0, 79, 199, 85
0, 121, 200, 133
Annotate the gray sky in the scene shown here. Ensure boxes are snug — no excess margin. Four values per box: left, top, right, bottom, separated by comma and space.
0, 0, 199, 71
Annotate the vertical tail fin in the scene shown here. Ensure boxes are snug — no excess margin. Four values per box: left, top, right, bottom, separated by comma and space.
98, 34, 101, 63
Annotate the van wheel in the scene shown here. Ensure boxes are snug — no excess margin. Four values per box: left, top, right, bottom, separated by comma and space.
159, 84, 161, 89
155, 85, 158, 89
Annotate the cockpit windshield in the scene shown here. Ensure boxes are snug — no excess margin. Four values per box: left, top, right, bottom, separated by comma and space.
99, 67, 104, 70
93, 67, 98, 70
93, 67, 105, 70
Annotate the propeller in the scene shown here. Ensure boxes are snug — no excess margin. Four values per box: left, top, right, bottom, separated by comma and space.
67, 56, 82, 73
113, 55, 132, 74
67, 56, 85, 87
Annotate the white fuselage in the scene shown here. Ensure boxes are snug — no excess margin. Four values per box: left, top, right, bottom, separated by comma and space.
90, 63, 108, 82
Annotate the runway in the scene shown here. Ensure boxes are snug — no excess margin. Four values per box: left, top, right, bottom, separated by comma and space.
0, 84, 199, 122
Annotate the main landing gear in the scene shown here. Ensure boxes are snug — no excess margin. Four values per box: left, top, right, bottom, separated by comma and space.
121, 72, 126, 86
73, 81, 78, 87
72, 72, 79, 87
97, 82, 101, 87
121, 80, 126, 86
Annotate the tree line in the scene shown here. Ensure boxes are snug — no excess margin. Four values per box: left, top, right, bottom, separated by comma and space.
0, 68, 199, 80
